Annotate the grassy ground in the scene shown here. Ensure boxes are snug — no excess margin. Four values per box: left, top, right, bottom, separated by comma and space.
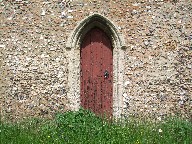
0, 109, 191, 144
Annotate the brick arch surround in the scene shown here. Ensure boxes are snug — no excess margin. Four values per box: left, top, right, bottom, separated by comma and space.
66, 13, 127, 118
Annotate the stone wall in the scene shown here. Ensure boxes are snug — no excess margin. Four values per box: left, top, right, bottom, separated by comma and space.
0, 0, 191, 121
123, 1, 192, 119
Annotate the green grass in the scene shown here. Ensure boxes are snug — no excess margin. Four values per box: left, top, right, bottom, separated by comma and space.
0, 109, 191, 144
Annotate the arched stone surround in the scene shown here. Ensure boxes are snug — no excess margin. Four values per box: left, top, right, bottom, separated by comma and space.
66, 13, 126, 118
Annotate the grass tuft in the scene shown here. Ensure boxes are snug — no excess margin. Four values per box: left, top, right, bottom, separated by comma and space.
0, 109, 191, 144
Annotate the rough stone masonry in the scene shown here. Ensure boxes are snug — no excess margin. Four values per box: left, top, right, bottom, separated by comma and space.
0, 0, 191, 121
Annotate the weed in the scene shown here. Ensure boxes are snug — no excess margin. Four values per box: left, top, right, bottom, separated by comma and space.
0, 109, 191, 144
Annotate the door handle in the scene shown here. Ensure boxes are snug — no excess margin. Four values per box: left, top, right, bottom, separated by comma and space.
104, 70, 109, 79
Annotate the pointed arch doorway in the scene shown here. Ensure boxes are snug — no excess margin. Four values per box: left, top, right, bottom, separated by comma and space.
80, 28, 113, 117
66, 13, 126, 118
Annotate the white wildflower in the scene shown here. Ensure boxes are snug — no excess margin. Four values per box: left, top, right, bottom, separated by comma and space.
158, 129, 163, 133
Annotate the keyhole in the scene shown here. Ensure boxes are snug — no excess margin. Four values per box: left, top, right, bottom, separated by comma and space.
104, 70, 109, 79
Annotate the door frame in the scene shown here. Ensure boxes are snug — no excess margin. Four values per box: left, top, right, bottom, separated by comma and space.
66, 13, 127, 118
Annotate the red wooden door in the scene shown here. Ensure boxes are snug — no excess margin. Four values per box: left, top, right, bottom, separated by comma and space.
80, 28, 113, 117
